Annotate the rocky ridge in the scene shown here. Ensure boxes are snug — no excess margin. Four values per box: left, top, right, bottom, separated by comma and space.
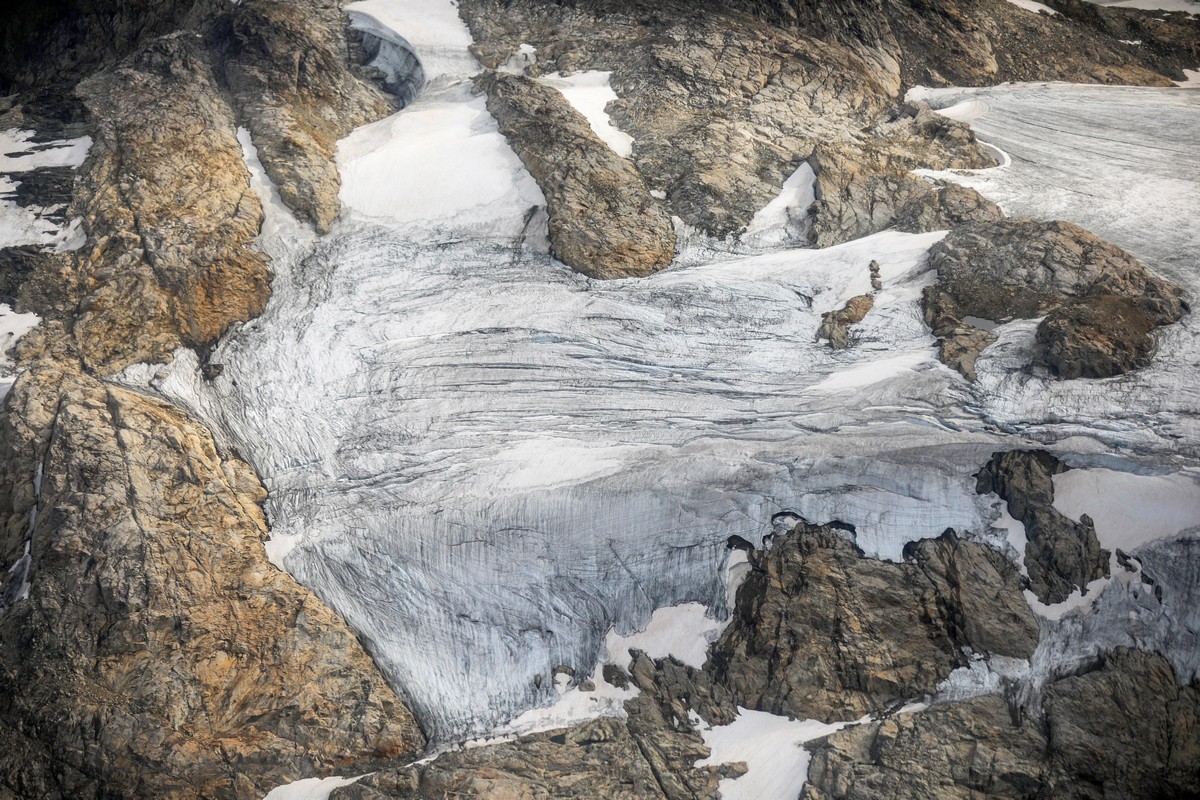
476, 71, 675, 279
0, 1, 428, 797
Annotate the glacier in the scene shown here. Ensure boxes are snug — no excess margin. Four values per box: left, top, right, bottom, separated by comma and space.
121, 0, 1200, 742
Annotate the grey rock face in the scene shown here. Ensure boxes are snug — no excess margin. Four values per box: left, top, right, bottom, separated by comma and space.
976, 450, 1110, 605
724, 0, 1190, 87
704, 523, 1038, 722
925, 218, 1186, 379
476, 71, 676, 279
803, 648, 1200, 800
892, 182, 1003, 235
331, 651, 725, 800
459, 0, 995, 243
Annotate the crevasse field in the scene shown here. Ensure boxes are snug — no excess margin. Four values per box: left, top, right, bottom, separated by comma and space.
107, 0, 1200, 763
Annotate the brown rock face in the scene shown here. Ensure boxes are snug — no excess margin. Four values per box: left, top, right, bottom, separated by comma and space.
803, 648, 1200, 800
976, 450, 1110, 605
211, 0, 395, 233
19, 34, 272, 374
705, 523, 1038, 722
803, 695, 1047, 800
477, 71, 676, 279
924, 218, 1186, 379
892, 182, 1004, 235
817, 294, 875, 350
331, 651, 724, 800
1035, 294, 1157, 379
725, 0, 1185, 87
0, 342, 425, 799
460, 0, 995, 243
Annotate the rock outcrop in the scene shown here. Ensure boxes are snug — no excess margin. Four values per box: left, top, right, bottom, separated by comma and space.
976, 450, 1109, 605
803, 647, 1200, 800
0, 3, 426, 797
726, 0, 1189, 87
924, 218, 1186, 379
331, 651, 724, 800
892, 182, 1003, 235
211, 0, 395, 233
0, 335, 425, 800
705, 523, 1039, 722
460, 0, 996, 243
817, 294, 874, 350
18, 34, 271, 374
477, 71, 675, 279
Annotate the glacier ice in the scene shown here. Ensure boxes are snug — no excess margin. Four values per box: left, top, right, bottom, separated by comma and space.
121, 1, 1200, 742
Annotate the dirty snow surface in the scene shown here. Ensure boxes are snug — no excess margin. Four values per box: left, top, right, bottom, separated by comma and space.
129, 2, 1200, 744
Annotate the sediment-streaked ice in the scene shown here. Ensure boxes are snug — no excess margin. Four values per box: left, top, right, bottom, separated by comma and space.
125, 1, 1200, 742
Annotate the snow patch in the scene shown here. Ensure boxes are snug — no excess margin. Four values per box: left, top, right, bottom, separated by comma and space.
260, 775, 362, 800
1052, 468, 1200, 551
741, 162, 815, 248
696, 709, 864, 800
538, 71, 635, 158
1005, 0, 1058, 14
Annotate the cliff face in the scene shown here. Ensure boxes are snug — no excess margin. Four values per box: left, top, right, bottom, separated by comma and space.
0, 1, 427, 797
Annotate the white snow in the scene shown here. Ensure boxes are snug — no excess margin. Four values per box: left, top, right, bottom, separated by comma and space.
538, 71, 635, 158
1024, 577, 1110, 620
0, 303, 41, 400
1005, 0, 1058, 14
119, 2, 1200, 743
260, 775, 362, 800
935, 654, 1030, 702
741, 163, 816, 248
1176, 68, 1200, 88
696, 709, 873, 800
0, 129, 91, 250
1085, 0, 1198, 13
1052, 468, 1200, 550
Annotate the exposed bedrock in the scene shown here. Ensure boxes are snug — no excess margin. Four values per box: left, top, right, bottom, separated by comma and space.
209, 0, 396, 233
976, 450, 1109, 606
16, 33, 271, 374
723, 0, 1188, 87
803, 647, 1200, 800
0, 335, 425, 800
476, 71, 675, 279
705, 522, 1039, 723
817, 294, 874, 350
331, 651, 725, 800
459, 0, 997, 242
924, 218, 1187, 379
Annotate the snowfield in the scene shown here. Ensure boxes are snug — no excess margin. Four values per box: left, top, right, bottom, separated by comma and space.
116, 0, 1200, 752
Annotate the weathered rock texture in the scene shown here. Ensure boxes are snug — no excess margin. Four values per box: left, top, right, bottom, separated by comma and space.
210, 0, 395, 233
726, 0, 1190, 87
18, 35, 273, 374
976, 450, 1109, 605
803, 648, 1200, 800
892, 182, 1003, 235
0, 335, 424, 800
477, 71, 675, 279
924, 218, 1186, 379
331, 651, 725, 800
705, 523, 1039, 722
817, 294, 874, 350
460, 0, 996, 243
0, 3, 424, 797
